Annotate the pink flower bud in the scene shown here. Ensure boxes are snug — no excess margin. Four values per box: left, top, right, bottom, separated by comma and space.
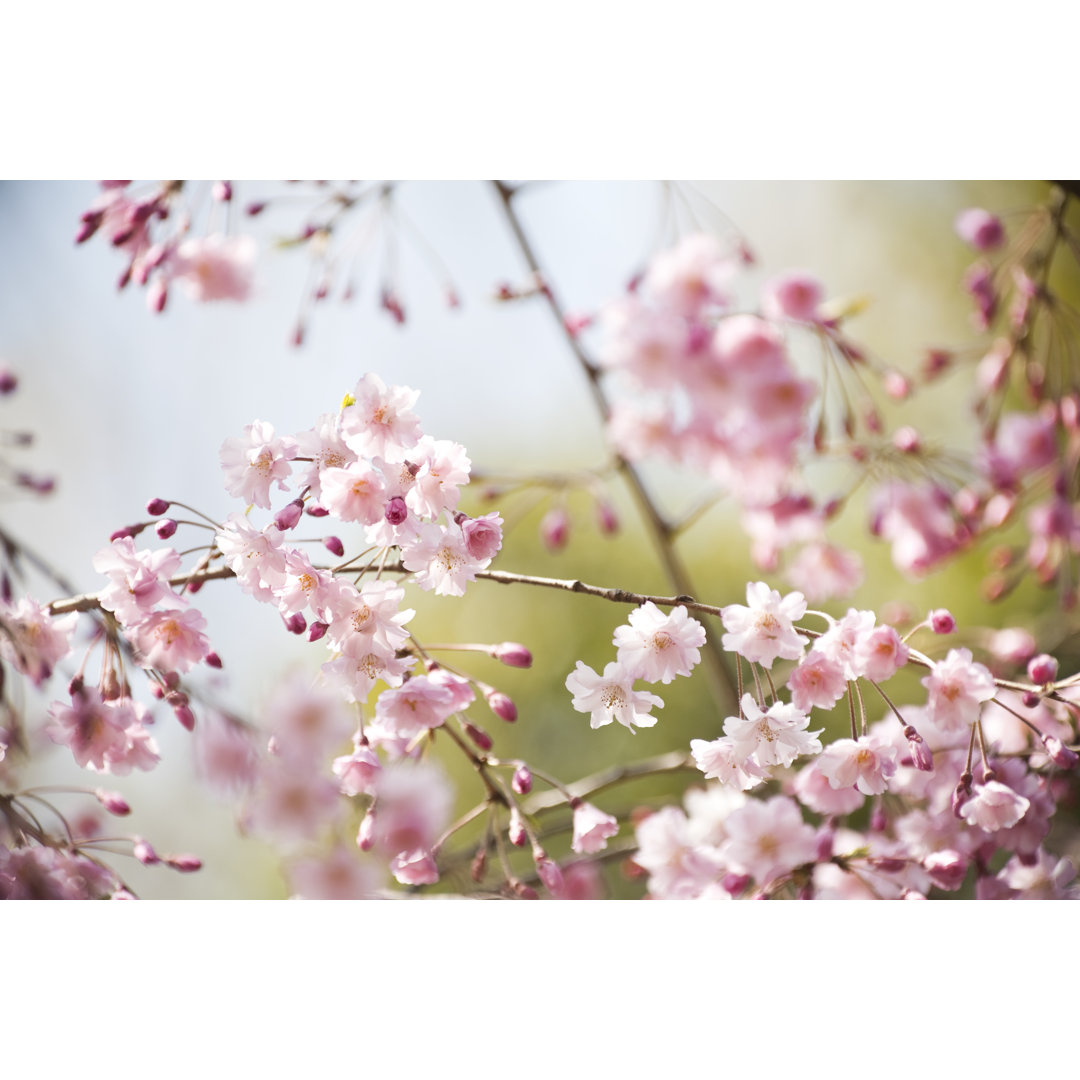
166, 854, 203, 873
486, 691, 517, 723
0, 365, 18, 395
494, 642, 532, 668
952, 779, 972, 819
924, 850, 968, 891
274, 499, 305, 531
893, 426, 920, 453
205, 651, 223, 669
307, 620, 329, 643
508, 810, 527, 847
540, 507, 570, 552
513, 882, 540, 900
211, 180, 233, 202
284, 613, 307, 635
94, 789, 131, 816
596, 500, 620, 535
870, 802, 887, 832
147, 278, 168, 313
324, 536, 345, 557
954, 208, 1005, 252
904, 727, 935, 772
535, 855, 565, 897
868, 856, 907, 874
110, 523, 147, 542
134, 838, 160, 865
305, 501, 329, 517
721, 871, 751, 896
155, 518, 177, 539
246, 201, 266, 217
384, 496, 409, 525
1022, 691, 1039, 709
173, 703, 196, 731
1043, 736, 1079, 770
511, 766, 532, 795
1027, 653, 1059, 685
883, 371, 910, 400
357, 811, 376, 851
146, 497, 170, 516
462, 721, 493, 751
929, 609, 956, 634
461, 513, 503, 560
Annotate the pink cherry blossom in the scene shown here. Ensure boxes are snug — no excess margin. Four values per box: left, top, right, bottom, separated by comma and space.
321, 649, 414, 705
323, 578, 414, 656
340, 373, 423, 459
921, 647, 997, 732
564, 660, 664, 732
870, 480, 963, 576
92, 538, 183, 625
319, 461, 388, 525
129, 608, 210, 673
194, 711, 260, 797
761, 270, 825, 323
792, 757, 866, 815
613, 602, 706, 684
401, 522, 487, 597
784, 542, 863, 602
243, 756, 343, 845
720, 581, 808, 668
288, 846, 381, 899
853, 623, 909, 683
332, 742, 382, 797
0, 595, 78, 686
370, 760, 453, 857
815, 608, 877, 680
954, 208, 1005, 252
374, 674, 459, 741
263, 674, 354, 762
642, 232, 735, 316
959, 779, 1030, 832
787, 648, 847, 712
389, 848, 440, 886
721, 796, 818, 887
722, 693, 822, 769
406, 436, 472, 519
168, 233, 255, 301
816, 735, 898, 795
690, 734, 770, 791
460, 512, 503, 561
220, 420, 297, 510
632, 805, 725, 899
292, 411, 358, 499
215, 514, 288, 603
571, 802, 619, 854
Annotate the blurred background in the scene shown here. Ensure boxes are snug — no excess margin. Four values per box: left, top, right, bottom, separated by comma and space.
0, 179, 1058, 898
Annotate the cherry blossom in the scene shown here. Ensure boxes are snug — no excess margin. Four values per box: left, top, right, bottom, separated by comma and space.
921, 647, 997, 732
720, 582, 808, 667
565, 660, 664, 732
571, 802, 619, 854
816, 734, 898, 796
613, 602, 706, 684
219, 420, 297, 509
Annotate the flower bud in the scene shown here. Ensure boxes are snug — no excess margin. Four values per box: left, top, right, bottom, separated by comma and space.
923, 850, 968, 891
535, 855, 565, 897
384, 496, 408, 525
904, 727, 935, 772
1021, 691, 1040, 709
211, 180, 233, 202
721, 871, 751, 897
173, 703, 196, 731
205, 651, 223, 669
284, 613, 307, 635
951, 779, 972, 819
133, 838, 160, 865
357, 811, 376, 851
596, 500, 620, 535
166, 854, 203, 873
110, 524, 147, 542
274, 499, 304, 532
308, 620, 329, 643
305, 501, 329, 517
868, 856, 907, 874
246, 201, 266, 217
462, 721, 492, 751
508, 810, 527, 847
870, 802, 887, 832
511, 765, 532, 795
470, 849, 487, 882
954, 208, 1005, 252
94, 789, 131, 816
1043, 736, 1079, 770
155, 518, 178, 539
493, 642, 532, 669
929, 609, 956, 634
486, 691, 517, 723
324, 536, 345, 557
893, 426, 920, 453
883, 371, 910, 400
540, 507, 570, 552
1027, 653, 1059, 685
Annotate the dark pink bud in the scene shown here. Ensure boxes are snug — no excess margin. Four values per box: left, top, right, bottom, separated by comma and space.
133, 838, 160, 865
0, 365, 16, 395
284, 613, 307, 635
924, 850, 969, 891
166, 854, 203, 873
494, 642, 532, 668
929, 609, 956, 634
1027, 653, 1059, 685
75, 215, 103, 244
486, 691, 517, 723
511, 766, 532, 795
1043, 736, 1079, 770
952, 780, 972, 819
324, 536, 345, 557
173, 704, 196, 731
211, 181, 233, 202
165, 672, 181, 690
868, 856, 907, 874
596, 500, 620, 535
721, 871, 751, 896
892, 426, 920, 453
94, 789, 131, 816
186, 578, 203, 595
954, 208, 1005, 252
384, 496, 408, 525
205, 651, 223, 669
110, 523, 147, 542
305, 501, 329, 517
904, 727, 935, 772
870, 802, 888, 832
1021, 691, 1040, 709
540, 507, 569, 552
155, 518, 177, 539
148, 278, 168, 313
308, 620, 329, 642
462, 721, 493, 751
246, 201, 267, 217
146, 497, 170, 515
274, 499, 304, 531
815, 828, 835, 862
